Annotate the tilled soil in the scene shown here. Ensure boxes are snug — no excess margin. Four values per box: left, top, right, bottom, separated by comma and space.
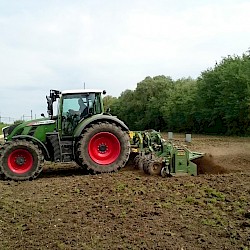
0, 135, 250, 250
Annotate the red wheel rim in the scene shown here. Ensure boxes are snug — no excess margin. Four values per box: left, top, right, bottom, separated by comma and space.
88, 132, 121, 165
7, 149, 33, 174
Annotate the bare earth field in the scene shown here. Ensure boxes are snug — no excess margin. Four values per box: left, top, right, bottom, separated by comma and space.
0, 135, 250, 249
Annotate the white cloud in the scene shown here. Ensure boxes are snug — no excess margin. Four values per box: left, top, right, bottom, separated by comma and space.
0, 0, 249, 121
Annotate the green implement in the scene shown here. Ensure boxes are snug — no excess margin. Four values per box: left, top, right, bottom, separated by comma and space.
129, 130, 205, 177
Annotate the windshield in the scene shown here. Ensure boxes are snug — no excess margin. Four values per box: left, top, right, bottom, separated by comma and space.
61, 92, 102, 135
62, 93, 95, 114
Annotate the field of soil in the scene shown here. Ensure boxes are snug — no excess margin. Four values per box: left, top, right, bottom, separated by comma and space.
0, 134, 250, 249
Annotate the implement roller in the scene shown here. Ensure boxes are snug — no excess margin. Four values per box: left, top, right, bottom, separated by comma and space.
129, 130, 205, 177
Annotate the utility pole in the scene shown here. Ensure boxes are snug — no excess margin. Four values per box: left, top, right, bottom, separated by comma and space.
31, 110, 33, 120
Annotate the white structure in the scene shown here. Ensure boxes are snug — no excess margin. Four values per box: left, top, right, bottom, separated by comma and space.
185, 134, 192, 143
168, 132, 173, 140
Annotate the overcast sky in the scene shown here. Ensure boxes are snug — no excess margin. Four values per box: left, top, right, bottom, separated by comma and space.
0, 0, 249, 122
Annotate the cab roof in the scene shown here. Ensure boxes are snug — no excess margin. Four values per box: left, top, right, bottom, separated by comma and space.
62, 89, 104, 95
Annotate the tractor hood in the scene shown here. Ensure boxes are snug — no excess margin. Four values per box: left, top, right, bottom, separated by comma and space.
3, 118, 56, 143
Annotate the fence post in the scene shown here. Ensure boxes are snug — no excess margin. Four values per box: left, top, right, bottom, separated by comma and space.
168, 132, 173, 140
185, 134, 192, 143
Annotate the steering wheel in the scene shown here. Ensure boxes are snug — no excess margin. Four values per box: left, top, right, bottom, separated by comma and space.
67, 109, 79, 118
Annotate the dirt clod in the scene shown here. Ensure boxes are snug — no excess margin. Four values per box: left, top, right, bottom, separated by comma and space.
193, 154, 228, 175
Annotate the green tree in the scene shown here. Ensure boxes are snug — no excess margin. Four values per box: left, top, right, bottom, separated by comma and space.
162, 77, 197, 132
195, 53, 250, 135
14, 120, 23, 125
109, 89, 138, 129
103, 95, 117, 112
109, 76, 174, 130
133, 75, 174, 130
108, 51, 250, 135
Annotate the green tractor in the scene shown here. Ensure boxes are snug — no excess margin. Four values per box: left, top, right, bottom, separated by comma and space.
0, 89, 130, 181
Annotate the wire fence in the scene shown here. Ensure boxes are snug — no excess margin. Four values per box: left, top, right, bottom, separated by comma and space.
0, 115, 37, 124
1, 109, 39, 124
0, 116, 16, 124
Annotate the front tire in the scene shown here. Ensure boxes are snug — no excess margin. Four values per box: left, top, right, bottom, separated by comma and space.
77, 122, 130, 173
0, 140, 44, 181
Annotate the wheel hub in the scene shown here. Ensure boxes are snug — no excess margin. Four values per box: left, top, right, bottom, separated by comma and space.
15, 156, 26, 166
98, 144, 108, 154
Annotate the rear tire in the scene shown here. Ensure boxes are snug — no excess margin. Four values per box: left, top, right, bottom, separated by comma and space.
77, 122, 130, 173
0, 140, 44, 181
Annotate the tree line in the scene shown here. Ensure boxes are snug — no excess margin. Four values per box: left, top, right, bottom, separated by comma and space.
104, 53, 250, 135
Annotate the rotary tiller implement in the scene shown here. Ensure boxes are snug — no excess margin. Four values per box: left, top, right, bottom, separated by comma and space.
129, 130, 205, 177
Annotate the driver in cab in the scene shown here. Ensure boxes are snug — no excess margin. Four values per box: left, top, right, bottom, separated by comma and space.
67, 98, 88, 118
78, 98, 88, 118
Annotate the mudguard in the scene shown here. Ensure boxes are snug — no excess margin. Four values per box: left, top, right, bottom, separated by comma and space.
74, 114, 129, 138
12, 135, 50, 160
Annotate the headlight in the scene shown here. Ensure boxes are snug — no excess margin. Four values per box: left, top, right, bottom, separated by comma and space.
2, 126, 10, 139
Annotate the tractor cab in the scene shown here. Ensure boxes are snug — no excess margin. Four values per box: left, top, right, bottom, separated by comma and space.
47, 89, 106, 136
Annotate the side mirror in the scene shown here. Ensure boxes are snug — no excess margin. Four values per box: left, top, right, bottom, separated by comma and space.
103, 90, 106, 95
41, 113, 45, 117
46, 96, 53, 116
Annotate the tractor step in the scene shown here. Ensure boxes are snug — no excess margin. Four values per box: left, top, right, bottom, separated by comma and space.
60, 141, 73, 162
46, 132, 74, 162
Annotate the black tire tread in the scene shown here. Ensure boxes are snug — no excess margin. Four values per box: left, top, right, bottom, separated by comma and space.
76, 122, 130, 173
0, 140, 44, 181
50, 136, 61, 161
